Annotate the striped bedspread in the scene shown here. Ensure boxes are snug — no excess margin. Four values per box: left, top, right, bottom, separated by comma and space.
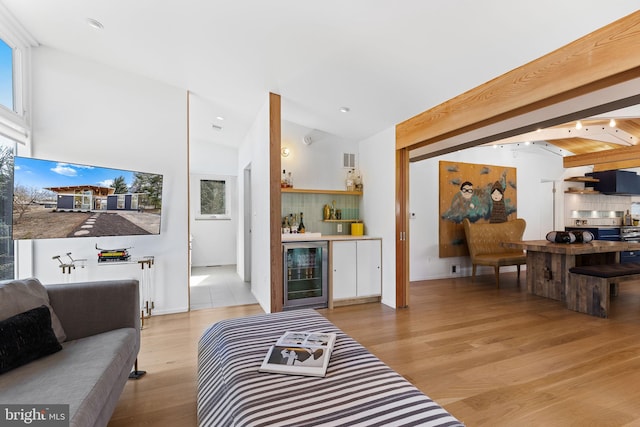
197, 309, 463, 427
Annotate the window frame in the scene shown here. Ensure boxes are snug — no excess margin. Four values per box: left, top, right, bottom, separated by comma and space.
0, 4, 37, 279
195, 176, 231, 221
0, 5, 36, 145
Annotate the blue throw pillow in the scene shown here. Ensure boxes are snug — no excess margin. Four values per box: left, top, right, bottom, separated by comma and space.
0, 305, 62, 375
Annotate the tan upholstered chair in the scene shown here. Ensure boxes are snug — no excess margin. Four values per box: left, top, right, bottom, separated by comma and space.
462, 218, 526, 287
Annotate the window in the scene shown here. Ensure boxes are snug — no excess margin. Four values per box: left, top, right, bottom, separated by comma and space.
0, 27, 32, 144
0, 11, 35, 280
197, 178, 230, 220
0, 38, 13, 111
0, 136, 14, 279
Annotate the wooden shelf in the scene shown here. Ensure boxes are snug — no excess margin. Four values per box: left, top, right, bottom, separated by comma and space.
323, 219, 361, 223
281, 188, 363, 196
565, 176, 599, 183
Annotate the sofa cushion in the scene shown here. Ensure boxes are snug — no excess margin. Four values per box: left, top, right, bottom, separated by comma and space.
0, 278, 66, 342
0, 328, 137, 427
0, 305, 63, 374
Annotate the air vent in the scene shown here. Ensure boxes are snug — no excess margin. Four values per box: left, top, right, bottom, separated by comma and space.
343, 153, 355, 168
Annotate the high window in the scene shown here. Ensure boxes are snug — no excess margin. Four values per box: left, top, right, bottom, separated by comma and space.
0, 16, 35, 278
0, 38, 13, 111
197, 178, 231, 220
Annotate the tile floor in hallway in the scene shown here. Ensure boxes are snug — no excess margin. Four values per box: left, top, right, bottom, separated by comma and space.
190, 265, 258, 310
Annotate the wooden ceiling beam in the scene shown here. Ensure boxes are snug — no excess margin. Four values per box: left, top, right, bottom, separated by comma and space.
563, 144, 640, 168
396, 11, 640, 152
593, 159, 640, 172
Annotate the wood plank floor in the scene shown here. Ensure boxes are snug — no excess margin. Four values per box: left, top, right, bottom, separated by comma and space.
108, 272, 640, 426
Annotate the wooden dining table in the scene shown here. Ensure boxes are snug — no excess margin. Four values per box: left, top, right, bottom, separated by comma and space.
502, 240, 640, 302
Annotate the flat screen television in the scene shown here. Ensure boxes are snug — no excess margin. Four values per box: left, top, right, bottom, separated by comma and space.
12, 156, 163, 240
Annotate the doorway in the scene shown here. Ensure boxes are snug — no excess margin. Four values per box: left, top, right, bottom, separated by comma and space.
243, 165, 252, 282
187, 94, 257, 310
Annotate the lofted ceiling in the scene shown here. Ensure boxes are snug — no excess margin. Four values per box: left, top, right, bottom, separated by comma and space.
476, 99, 640, 165
1, 1, 638, 151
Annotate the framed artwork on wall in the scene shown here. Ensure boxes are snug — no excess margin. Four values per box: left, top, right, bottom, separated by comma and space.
439, 160, 517, 258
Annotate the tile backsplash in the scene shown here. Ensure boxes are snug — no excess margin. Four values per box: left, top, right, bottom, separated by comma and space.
564, 193, 631, 226
281, 192, 360, 235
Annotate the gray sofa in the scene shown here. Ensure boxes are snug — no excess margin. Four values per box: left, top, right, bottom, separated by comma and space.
0, 279, 140, 427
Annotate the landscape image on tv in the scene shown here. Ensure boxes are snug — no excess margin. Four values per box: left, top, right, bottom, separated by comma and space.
12, 156, 163, 240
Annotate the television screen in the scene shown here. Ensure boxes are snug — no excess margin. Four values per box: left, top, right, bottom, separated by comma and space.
12, 156, 163, 240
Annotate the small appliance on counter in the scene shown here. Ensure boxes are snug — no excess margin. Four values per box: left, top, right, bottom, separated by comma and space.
351, 222, 364, 236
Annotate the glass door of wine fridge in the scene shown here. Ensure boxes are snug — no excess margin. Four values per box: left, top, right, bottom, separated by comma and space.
283, 241, 328, 310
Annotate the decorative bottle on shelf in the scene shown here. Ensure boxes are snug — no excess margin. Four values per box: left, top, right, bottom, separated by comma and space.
281, 169, 287, 188
290, 213, 298, 233
625, 210, 632, 226
345, 169, 355, 191
354, 169, 363, 191
298, 212, 305, 233
287, 171, 293, 188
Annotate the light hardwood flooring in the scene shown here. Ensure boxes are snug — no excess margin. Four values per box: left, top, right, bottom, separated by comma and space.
108, 272, 640, 426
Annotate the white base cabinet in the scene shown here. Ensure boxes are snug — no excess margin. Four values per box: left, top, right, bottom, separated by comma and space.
331, 239, 381, 302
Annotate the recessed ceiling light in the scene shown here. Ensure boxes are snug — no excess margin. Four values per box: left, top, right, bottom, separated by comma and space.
87, 18, 104, 30
339, 107, 350, 113
216, 116, 224, 121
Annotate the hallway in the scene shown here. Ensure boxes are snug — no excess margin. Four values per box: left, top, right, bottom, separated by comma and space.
189, 265, 257, 310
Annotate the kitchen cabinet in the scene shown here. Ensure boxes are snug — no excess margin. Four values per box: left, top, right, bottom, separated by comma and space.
565, 227, 620, 241
331, 239, 381, 304
587, 170, 640, 195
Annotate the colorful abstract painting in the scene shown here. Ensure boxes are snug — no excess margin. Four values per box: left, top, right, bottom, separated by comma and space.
439, 160, 517, 258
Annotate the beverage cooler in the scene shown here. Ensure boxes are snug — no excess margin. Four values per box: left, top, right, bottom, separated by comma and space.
283, 241, 328, 310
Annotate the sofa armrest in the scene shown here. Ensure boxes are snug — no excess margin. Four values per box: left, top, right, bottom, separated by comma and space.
46, 279, 140, 342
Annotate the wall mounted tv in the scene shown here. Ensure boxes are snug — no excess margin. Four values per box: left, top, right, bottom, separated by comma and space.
12, 156, 163, 240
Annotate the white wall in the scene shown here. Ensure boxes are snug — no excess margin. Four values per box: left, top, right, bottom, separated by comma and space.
409, 144, 565, 281
189, 142, 238, 267
237, 97, 271, 312
28, 47, 189, 314
281, 120, 359, 190
359, 127, 397, 308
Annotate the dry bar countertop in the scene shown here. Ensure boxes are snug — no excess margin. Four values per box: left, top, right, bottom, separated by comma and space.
281, 234, 380, 242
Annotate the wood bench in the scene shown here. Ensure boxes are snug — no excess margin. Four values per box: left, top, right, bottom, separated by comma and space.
567, 262, 640, 318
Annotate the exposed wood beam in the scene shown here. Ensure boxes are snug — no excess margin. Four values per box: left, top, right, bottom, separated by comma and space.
593, 159, 640, 172
396, 11, 640, 151
269, 92, 283, 312
563, 144, 640, 168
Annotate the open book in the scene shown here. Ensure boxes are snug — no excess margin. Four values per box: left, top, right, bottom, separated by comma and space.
259, 331, 337, 377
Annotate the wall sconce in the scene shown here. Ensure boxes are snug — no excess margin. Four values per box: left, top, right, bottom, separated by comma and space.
281, 147, 290, 157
